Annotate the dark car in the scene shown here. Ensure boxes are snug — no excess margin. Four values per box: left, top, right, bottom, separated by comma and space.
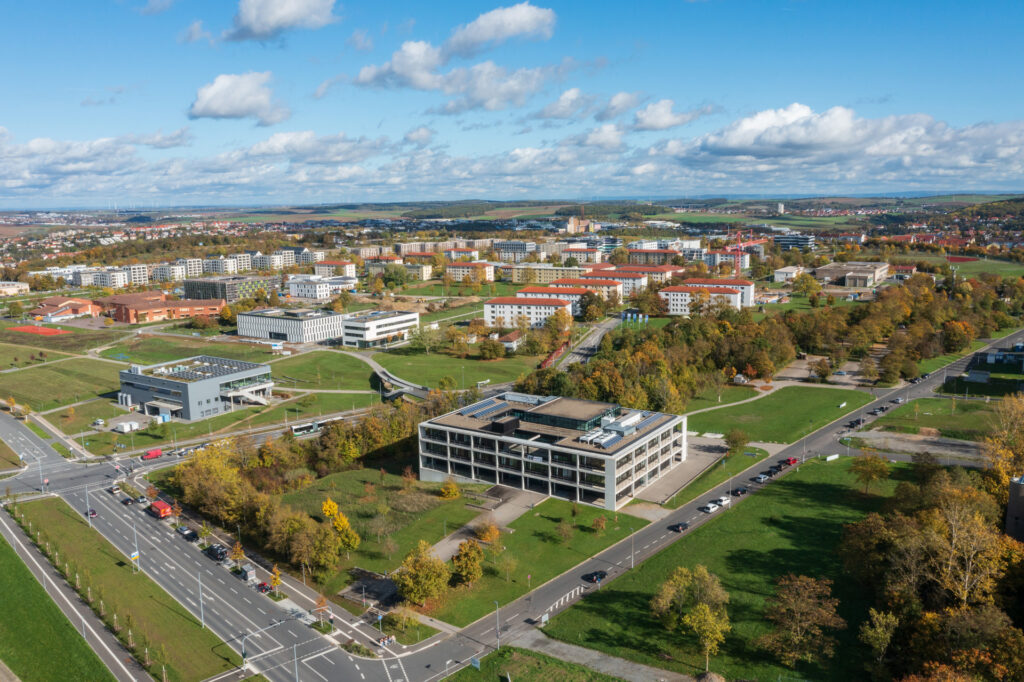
183, 529, 199, 542
87, 508, 97, 518
583, 570, 608, 584
669, 522, 689, 533
769, 465, 782, 475
256, 582, 272, 594
778, 459, 791, 469
731, 486, 748, 497
205, 544, 228, 561
122, 497, 134, 505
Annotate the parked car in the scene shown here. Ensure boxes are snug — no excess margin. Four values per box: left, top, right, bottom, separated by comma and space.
715, 496, 731, 507
784, 457, 798, 466
583, 570, 608, 584
778, 459, 792, 469
755, 473, 771, 483
768, 465, 782, 475
834, 370, 847, 376
731, 486, 748, 497
122, 497, 134, 505
700, 502, 720, 514
922, 373, 931, 379
669, 522, 689, 533
205, 544, 228, 561
892, 397, 905, 404
176, 525, 191, 537
182, 529, 198, 542
108, 485, 120, 494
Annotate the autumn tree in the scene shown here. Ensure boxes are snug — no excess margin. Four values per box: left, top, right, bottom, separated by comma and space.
476, 521, 500, 545
792, 272, 821, 296
591, 515, 607, 536
556, 520, 573, 544
393, 540, 450, 605
683, 602, 730, 673
451, 539, 484, 587
229, 541, 246, 568
851, 454, 890, 494
650, 565, 729, 632
321, 497, 339, 520
811, 357, 832, 381
723, 429, 748, 457
270, 564, 282, 596
860, 355, 879, 383
756, 574, 846, 667
439, 477, 460, 500
859, 608, 898, 665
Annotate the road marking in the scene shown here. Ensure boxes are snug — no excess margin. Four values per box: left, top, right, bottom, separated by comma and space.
289, 630, 298, 638
229, 587, 238, 594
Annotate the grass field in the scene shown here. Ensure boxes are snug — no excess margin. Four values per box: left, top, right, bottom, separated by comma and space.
270, 351, 374, 391
280, 469, 480, 589
17, 497, 241, 681
544, 458, 904, 680
860, 250, 1024, 278
0, 439, 20, 469
0, 534, 116, 682
665, 447, 770, 509
51, 400, 126, 435
375, 348, 541, 389
687, 386, 874, 443
420, 302, 486, 325
163, 322, 236, 337
0, 321, 126, 352
940, 376, 1023, 398
26, 421, 51, 439
425, 499, 648, 627
448, 646, 620, 682
753, 295, 860, 321
870, 397, 998, 441
0, 341, 70, 369
918, 339, 986, 374
405, 281, 520, 298
4, 358, 122, 411
684, 386, 759, 413
101, 335, 276, 365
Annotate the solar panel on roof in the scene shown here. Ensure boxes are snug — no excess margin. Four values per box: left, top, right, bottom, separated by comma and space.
475, 403, 509, 419
599, 434, 623, 449
634, 413, 663, 432
460, 398, 497, 416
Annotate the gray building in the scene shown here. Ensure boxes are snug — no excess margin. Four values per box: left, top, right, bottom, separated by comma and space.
117, 355, 273, 421
183, 275, 278, 303
773, 233, 816, 251
419, 392, 686, 511
1007, 475, 1024, 542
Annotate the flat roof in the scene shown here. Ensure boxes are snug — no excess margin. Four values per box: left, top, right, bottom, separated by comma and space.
528, 396, 611, 422
344, 309, 419, 323
240, 308, 341, 320
133, 355, 268, 382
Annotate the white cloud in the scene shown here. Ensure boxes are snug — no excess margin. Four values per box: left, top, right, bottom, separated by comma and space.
534, 88, 592, 119
633, 99, 713, 131
583, 124, 623, 150
188, 72, 290, 126
347, 28, 373, 52
246, 130, 386, 164
403, 126, 435, 146
127, 128, 194, 149
355, 40, 445, 90
179, 20, 213, 45
436, 61, 552, 114
445, 2, 556, 57
226, 0, 337, 41
139, 0, 174, 15
313, 75, 344, 99
595, 92, 640, 121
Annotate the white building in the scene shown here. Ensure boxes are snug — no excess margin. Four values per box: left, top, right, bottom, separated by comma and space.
237, 308, 346, 344
340, 310, 420, 348
443, 247, 480, 261
230, 253, 252, 272
418, 392, 687, 511
484, 297, 572, 329
253, 253, 286, 271
680, 278, 755, 307
658, 285, 742, 316
204, 257, 238, 275
773, 265, 805, 283
314, 261, 357, 278
446, 262, 495, 283
176, 258, 204, 278
274, 250, 297, 267
581, 271, 647, 297
287, 279, 331, 300
703, 251, 750, 271
562, 248, 602, 264
94, 270, 129, 289
152, 264, 187, 282
517, 286, 589, 315
0, 281, 29, 296
121, 264, 149, 287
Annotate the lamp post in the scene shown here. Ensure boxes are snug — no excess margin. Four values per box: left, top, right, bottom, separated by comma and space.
494, 601, 500, 648
198, 572, 204, 629
85, 487, 92, 528
630, 528, 634, 569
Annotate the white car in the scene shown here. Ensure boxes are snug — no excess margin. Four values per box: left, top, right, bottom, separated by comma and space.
700, 503, 720, 514
716, 496, 731, 507
755, 474, 769, 484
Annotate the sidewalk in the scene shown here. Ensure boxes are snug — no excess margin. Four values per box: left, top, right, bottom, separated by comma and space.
510, 628, 694, 682
430, 488, 546, 562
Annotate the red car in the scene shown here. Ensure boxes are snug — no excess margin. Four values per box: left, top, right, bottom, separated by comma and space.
784, 457, 798, 466
256, 582, 272, 594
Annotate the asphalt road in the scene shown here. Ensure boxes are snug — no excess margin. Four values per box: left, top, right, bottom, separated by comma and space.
559, 316, 621, 367
0, 326, 1020, 681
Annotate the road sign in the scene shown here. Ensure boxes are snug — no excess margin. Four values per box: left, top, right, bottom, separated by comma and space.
130, 550, 140, 561
377, 613, 383, 621
540, 613, 549, 625
471, 657, 481, 670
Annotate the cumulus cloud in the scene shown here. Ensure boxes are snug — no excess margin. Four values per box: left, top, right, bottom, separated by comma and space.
127, 127, 194, 149
188, 72, 290, 126
403, 126, 435, 146
347, 28, 374, 52
179, 20, 213, 45
633, 99, 714, 131
533, 88, 592, 119
445, 2, 556, 57
225, 0, 337, 41
583, 124, 623, 150
246, 130, 386, 164
313, 75, 345, 99
595, 91, 640, 121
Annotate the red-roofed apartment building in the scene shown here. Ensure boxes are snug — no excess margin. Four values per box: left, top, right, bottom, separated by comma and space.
658, 286, 741, 316
613, 264, 687, 284
562, 247, 602, 264
581, 271, 647, 296
680, 278, 755, 306
517, 286, 590, 315
484, 297, 572, 328
548, 278, 623, 300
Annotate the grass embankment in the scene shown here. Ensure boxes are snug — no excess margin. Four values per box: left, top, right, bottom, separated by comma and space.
871, 397, 998, 441
51, 400, 126, 435
419, 303, 486, 325
0, 534, 116, 681
375, 348, 541, 389
684, 386, 759, 414
665, 447, 770, 509
100, 335, 276, 365
941, 376, 1023, 398
425, 499, 648, 627
448, 646, 620, 682
26, 421, 51, 439
0, 321, 127, 352
688, 386, 873, 443
918, 339, 986, 374
544, 457, 905, 680
15, 497, 241, 682
4, 358, 121, 411
270, 351, 374, 391
0, 341, 70, 369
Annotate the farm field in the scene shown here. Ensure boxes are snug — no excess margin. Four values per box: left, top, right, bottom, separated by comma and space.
869, 397, 998, 442
270, 351, 374, 391
0, 535, 116, 682
448, 647, 620, 682
101, 335, 276, 365
4, 358, 122, 411
375, 348, 541, 389
0, 341, 70, 369
425, 499, 649, 627
664, 447, 770, 509
861, 250, 1024, 278
687, 386, 874, 443
0, 320, 126, 352
544, 458, 904, 681
51, 400, 127, 435
16, 497, 241, 682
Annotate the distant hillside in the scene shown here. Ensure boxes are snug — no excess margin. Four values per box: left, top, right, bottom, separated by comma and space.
952, 196, 1024, 219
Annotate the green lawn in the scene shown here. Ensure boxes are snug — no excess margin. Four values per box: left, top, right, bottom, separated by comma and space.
0, 341, 70, 369
244, 392, 381, 428
0, 439, 20, 469
753, 295, 860, 321
665, 447, 770, 509
3, 358, 122, 411
162, 322, 237, 337
0, 535, 116, 682
940, 376, 1023, 398
870, 397, 998, 441
425, 499, 649, 627
379, 614, 440, 645
0, 320, 127, 352
687, 386, 874, 443
51, 400, 126, 435
448, 646, 620, 682
100, 335, 276, 365
544, 458, 904, 680
270, 351, 374, 391
918, 339, 987, 374
16, 497, 241, 682
405, 281, 520, 298
280, 469, 481, 588
420, 303, 486, 325
26, 421, 51, 439
375, 348, 541, 389
684, 386, 759, 413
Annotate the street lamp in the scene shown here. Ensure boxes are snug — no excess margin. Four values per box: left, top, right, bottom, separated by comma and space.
630, 528, 634, 569
85, 487, 92, 528
494, 600, 500, 648
198, 572, 204, 629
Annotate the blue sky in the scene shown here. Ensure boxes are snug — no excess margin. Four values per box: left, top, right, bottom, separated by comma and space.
1, 0, 1022, 208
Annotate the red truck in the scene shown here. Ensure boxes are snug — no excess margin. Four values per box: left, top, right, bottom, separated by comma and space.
141, 448, 162, 461
149, 500, 172, 519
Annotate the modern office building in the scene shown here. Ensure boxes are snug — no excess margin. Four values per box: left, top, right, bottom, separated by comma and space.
339, 310, 420, 348
117, 355, 273, 421
418, 392, 687, 511
237, 308, 346, 343
812, 262, 890, 287
773, 233, 816, 251
183, 275, 278, 303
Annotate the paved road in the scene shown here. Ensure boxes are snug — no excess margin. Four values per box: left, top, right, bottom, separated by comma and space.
559, 317, 620, 367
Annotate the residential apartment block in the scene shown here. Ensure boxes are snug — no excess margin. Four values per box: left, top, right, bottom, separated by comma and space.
183, 276, 278, 303
152, 264, 187, 282
446, 262, 495, 282
680, 278, 755, 307
658, 285, 742, 316
314, 261, 357, 278
484, 297, 572, 328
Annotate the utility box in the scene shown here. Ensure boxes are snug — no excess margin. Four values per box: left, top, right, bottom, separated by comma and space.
240, 563, 257, 583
